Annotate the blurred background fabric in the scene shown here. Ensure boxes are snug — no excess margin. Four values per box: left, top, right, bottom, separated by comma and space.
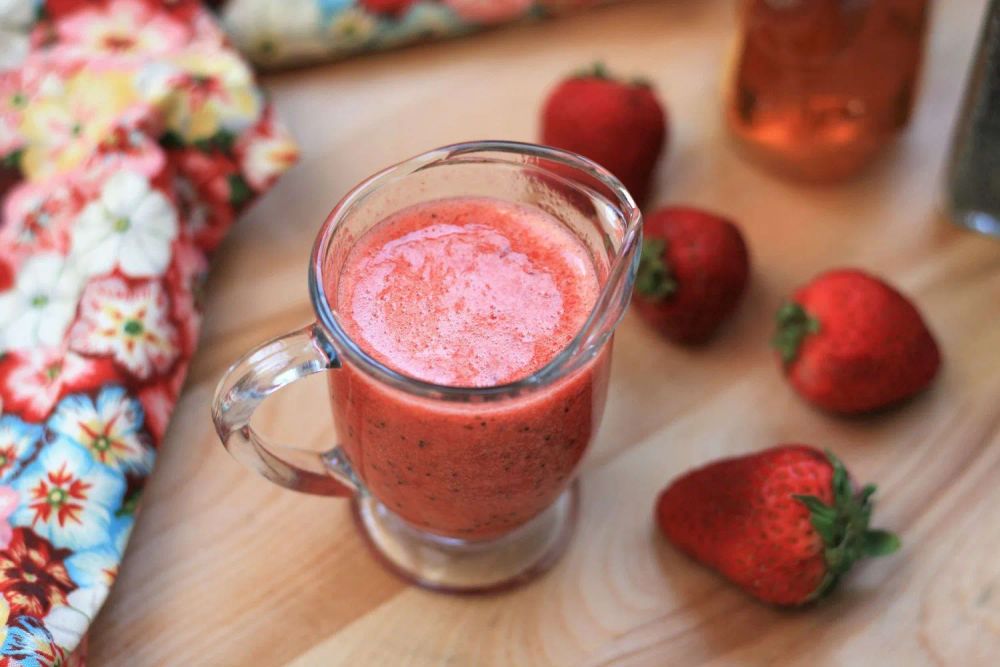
219, 0, 626, 68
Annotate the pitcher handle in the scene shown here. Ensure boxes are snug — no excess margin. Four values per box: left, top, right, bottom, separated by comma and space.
211, 323, 357, 496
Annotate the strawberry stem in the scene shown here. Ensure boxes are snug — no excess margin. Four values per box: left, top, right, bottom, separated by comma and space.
772, 301, 819, 364
793, 450, 900, 602
635, 237, 677, 301
576, 61, 610, 79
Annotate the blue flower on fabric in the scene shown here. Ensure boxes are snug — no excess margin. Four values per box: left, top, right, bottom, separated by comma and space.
47, 386, 154, 475
65, 513, 133, 590
0, 612, 66, 667
316, 0, 354, 20
10, 438, 125, 551
378, 3, 465, 46
0, 415, 43, 484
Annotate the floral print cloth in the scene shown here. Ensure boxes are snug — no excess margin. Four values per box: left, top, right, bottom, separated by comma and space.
0, 0, 297, 663
220, 0, 622, 68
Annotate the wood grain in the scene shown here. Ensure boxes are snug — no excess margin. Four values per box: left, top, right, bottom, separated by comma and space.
88, 1, 1000, 664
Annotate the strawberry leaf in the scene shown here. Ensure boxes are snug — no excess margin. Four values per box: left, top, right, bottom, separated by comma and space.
797, 451, 901, 602
794, 494, 837, 543
862, 530, 901, 556
635, 238, 677, 300
772, 301, 820, 364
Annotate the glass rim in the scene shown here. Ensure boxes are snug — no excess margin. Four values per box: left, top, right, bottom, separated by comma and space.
308, 140, 642, 401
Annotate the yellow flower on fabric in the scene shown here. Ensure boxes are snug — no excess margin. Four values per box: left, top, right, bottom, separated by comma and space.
139, 47, 261, 143
18, 69, 138, 180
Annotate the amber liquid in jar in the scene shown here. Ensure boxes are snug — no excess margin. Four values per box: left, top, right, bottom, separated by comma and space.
727, 0, 930, 182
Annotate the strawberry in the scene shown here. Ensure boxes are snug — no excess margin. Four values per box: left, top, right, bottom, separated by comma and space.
656, 445, 899, 606
773, 269, 941, 414
540, 63, 667, 203
359, 0, 415, 16
632, 206, 750, 344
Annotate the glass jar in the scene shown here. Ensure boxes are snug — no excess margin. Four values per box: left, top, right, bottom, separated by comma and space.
727, 0, 930, 182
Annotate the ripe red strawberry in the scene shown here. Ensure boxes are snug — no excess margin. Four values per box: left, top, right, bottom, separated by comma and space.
656, 445, 899, 606
540, 63, 667, 203
773, 269, 941, 414
632, 206, 750, 344
359, 0, 415, 16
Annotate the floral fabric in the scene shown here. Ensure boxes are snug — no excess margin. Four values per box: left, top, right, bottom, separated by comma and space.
220, 0, 622, 68
0, 0, 297, 662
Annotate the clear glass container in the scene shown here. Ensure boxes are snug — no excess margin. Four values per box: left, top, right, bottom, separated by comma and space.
727, 0, 930, 182
211, 141, 641, 593
945, 0, 1000, 237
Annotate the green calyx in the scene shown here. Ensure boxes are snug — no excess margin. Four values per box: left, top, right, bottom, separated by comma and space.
573, 62, 650, 88
794, 450, 901, 602
635, 238, 677, 301
772, 301, 819, 364
575, 61, 611, 80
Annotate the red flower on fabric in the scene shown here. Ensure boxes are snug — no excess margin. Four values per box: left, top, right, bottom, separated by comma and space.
138, 357, 188, 444
86, 109, 166, 181
44, 0, 190, 59
173, 148, 236, 201
358, 0, 418, 17
0, 176, 86, 265
0, 255, 13, 292
0, 528, 75, 617
164, 238, 207, 355
44, 0, 100, 21
0, 349, 121, 423
68, 276, 180, 381
25, 464, 93, 532
172, 148, 236, 252
175, 74, 228, 115
143, 0, 205, 24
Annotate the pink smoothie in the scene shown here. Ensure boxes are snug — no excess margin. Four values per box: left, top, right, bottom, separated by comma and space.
329, 197, 610, 539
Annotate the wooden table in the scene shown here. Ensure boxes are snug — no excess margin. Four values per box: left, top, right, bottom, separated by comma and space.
90, 1, 1000, 664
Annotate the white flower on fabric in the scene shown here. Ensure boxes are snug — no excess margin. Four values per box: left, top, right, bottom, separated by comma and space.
0, 254, 85, 351
239, 132, 299, 192
132, 60, 177, 107
0, 0, 33, 71
10, 438, 126, 550
71, 171, 179, 279
0, 0, 33, 32
68, 277, 179, 380
48, 386, 154, 474
221, 0, 328, 64
43, 586, 108, 649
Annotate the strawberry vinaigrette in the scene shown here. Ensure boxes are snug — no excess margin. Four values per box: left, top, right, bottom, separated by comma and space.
328, 197, 611, 540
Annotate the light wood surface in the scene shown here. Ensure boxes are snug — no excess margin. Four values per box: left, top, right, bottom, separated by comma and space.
89, 1, 1000, 664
